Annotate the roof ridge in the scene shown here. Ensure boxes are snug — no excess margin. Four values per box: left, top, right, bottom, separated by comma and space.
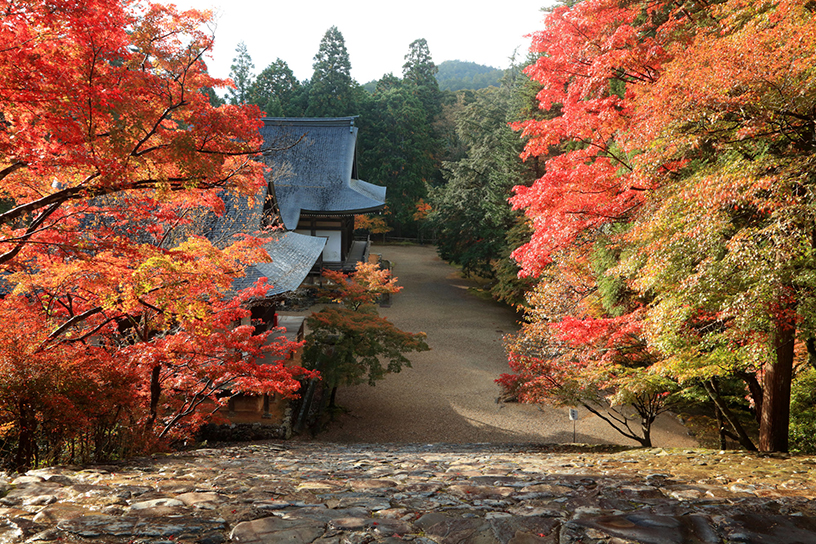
262, 116, 359, 127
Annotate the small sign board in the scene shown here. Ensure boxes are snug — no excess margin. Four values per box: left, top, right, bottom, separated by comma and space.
568, 408, 579, 421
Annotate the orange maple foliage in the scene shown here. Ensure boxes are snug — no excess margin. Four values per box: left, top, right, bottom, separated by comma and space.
412, 199, 432, 222
354, 213, 393, 235
0, 0, 310, 469
505, 0, 816, 451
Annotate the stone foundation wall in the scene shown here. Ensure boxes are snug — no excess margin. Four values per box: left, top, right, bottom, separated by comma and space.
199, 406, 293, 442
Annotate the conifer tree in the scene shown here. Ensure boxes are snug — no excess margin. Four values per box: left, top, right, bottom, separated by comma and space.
307, 27, 359, 117
250, 59, 304, 117
402, 39, 441, 119
228, 41, 255, 105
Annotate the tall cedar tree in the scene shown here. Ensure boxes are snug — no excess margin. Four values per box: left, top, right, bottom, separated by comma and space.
250, 59, 305, 117
228, 41, 255, 105
402, 39, 442, 119
401, 38, 445, 187
0, 0, 310, 469
504, 0, 816, 451
356, 40, 443, 238
358, 82, 431, 237
306, 27, 359, 117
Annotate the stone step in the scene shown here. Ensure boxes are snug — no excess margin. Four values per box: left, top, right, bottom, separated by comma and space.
1, 442, 815, 543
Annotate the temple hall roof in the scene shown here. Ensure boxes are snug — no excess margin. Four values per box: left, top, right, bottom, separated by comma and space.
261, 117, 386, 230
232, 231, 326, 298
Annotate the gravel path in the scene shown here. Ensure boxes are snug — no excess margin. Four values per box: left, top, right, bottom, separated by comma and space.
303, 245, 696, 448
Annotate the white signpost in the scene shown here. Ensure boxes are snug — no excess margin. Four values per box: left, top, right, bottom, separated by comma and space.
568, 408, 578, 442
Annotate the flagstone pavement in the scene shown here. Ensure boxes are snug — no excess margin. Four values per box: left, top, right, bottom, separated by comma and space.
2, 441, 816, 544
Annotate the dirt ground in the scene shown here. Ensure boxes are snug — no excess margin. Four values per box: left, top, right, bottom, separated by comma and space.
290, 244, 697, 448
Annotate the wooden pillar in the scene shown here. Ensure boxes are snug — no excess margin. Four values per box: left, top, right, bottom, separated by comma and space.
263, 394, 272, 419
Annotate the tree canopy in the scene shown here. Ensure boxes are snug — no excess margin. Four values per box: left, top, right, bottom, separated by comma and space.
429, 66, 538, 280
12, 0, 816, 458
250, 59, 304, 117
228, 41, 255, 105
501, 0, 816, 452
303, 263, 429, 409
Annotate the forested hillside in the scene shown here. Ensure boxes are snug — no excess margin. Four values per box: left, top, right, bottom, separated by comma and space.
436, 60, 505, 91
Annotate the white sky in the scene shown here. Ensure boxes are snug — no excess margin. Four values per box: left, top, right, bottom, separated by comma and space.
170, 1, 550, 84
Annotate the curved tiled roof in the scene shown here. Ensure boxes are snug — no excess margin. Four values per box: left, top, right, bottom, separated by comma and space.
232, 231, 326, 298
261, 117, 386, 230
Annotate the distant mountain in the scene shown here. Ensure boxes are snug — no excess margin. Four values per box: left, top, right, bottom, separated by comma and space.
436, 60, 505, 91
360, 60, 505, 93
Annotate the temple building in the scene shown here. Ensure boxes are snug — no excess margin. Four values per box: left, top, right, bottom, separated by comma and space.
260, 116, 386, 273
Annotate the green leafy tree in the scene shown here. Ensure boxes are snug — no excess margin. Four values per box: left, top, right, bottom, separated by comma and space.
375, 73, 402, 93
356, 40, 447, 238
303, 263, 429, 408
429, 65, 540, 279
790, 368, 816, 453
491, 219, 536, 308
358, 82, 432, 237
228, 41, 255, 105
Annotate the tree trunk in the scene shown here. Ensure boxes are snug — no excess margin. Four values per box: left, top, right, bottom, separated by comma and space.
15, 401, 37, 472
147, 364, 161, 429
714, 404, 727, 450
640, 416, 653, 448
737, 371, 763, 424
703, 378, 757, 451
759, 314, 795, 452
711, 380, 727, 449
807, 337, 816, 370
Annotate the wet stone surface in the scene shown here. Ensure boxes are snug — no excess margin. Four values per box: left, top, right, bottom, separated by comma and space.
0, 442, 815, 543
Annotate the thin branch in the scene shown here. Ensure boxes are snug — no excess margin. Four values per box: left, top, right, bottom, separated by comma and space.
44, 306, 104, 342
0, 200, 63, 265
580, 400, 645, 444
0, 161, 26, 183
703, 379, 757, 451
158, 378, 217, 439
60, 315, 119, 345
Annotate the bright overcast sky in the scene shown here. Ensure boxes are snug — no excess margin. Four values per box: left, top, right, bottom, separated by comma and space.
170, 1, 551, 84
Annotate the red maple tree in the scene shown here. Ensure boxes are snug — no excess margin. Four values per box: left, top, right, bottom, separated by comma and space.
0, 0, 310, 469
504, 0, 816, 451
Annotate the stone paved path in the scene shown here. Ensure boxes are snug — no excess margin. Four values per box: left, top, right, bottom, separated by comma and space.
2, 441, 816, 543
